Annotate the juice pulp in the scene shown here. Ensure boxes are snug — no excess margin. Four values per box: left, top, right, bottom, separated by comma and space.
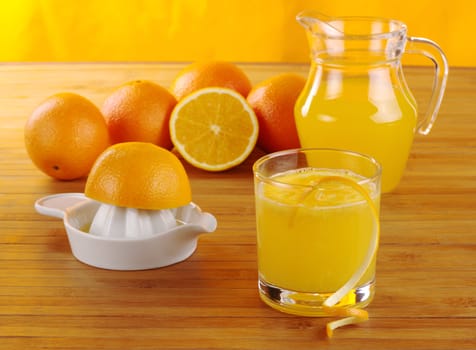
295, 72, 417, 193
256, 168, 378, 294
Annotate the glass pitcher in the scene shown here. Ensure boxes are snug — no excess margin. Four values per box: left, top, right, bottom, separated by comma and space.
294, 11, 448, 193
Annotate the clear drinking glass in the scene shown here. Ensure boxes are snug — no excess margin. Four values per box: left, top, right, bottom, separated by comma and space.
253, 148, 381, 316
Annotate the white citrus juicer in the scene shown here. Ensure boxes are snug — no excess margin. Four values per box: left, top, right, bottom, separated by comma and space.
34, 193, 217, 270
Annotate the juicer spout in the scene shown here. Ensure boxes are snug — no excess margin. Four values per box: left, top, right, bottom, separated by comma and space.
171, 204, 217, 236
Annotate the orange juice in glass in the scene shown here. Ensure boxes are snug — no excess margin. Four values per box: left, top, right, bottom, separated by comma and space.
253, 148, 381, 316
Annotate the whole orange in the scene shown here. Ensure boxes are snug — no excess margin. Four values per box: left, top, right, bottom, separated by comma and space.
247, 73, 306, 153
24, 92, 110, 180
101, 80, 177, 147
170, 61, 252, 100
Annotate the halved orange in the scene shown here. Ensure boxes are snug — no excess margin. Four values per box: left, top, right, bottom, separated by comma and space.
84, 142, 191, 210
169, 87, 259, 171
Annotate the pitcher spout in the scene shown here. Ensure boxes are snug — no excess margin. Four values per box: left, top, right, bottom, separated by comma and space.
296, 10, 343, 37
296, 10, 410, 63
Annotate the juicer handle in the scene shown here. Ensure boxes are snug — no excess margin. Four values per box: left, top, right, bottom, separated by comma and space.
35, 193, 88, 219
406, 36, 449, 135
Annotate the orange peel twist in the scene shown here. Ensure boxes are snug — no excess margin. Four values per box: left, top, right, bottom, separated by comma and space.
298, 176, 380, 337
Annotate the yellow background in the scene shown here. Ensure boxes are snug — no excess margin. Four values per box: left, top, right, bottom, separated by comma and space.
0, 0, 474, 66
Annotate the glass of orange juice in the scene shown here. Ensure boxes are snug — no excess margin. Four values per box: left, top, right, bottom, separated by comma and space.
253, 148, 381, 316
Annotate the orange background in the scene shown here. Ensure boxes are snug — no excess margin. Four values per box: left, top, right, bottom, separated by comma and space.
0, 0, 474, 66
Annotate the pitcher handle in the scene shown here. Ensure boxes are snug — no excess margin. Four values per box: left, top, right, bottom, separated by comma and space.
405, 36, 449, 135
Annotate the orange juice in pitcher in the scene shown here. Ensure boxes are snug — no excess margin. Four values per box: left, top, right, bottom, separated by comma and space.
294, 11, 448, 192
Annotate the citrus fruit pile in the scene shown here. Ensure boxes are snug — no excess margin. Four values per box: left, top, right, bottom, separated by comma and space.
24, 61, 306, 180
